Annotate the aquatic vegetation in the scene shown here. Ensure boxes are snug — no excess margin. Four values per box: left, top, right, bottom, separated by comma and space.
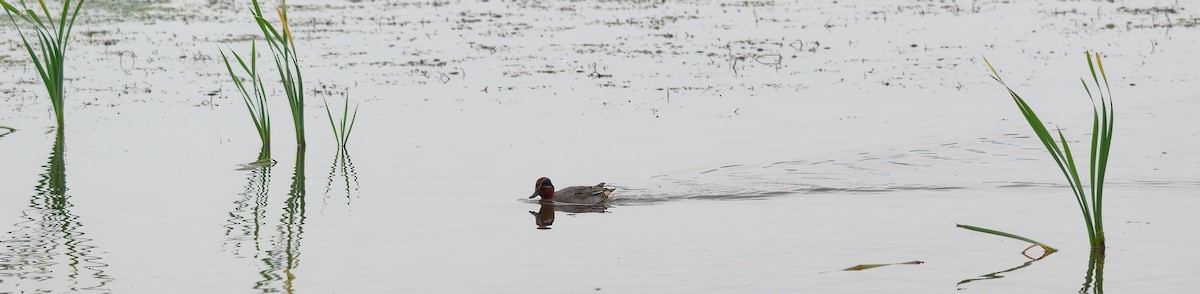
322, 93, 358, 151
249, 0, 306, 146
842, 260, 924, 271
220, 43, 272, 161
1, 0, 86, 128
973, 52, 1116, 251
0, 125, 14, 138
956, 224, 1057, 256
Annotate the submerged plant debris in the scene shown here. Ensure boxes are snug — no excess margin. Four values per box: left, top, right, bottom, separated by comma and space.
842, 261, 924, 271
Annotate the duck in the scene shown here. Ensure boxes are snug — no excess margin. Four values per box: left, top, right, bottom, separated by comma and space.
528, 177, 614, 204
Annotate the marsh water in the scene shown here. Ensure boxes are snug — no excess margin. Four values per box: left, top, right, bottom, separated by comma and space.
2, 0, 1199, 292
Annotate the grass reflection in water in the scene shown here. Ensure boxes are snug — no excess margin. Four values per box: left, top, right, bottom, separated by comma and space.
0, 131, 111, 292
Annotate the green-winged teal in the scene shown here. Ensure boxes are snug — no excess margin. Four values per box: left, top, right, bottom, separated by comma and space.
528, 177, 614, 204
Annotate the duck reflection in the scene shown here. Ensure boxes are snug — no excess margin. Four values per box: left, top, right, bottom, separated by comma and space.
0, 130, 112, 292
528, 201, 609, 230
530, 201, 556, 230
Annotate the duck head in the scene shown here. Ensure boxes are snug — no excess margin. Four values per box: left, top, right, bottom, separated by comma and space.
529, 177, 555, 199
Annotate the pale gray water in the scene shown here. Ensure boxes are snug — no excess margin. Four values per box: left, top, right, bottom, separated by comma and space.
1, 0, 1198, 292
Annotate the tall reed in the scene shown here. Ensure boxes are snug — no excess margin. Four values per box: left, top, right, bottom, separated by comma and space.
322, 93, 358, 151
220, 43, 272, 160
1, 0, 86, 128
249, 0, 305, 146
982, 52, 1115, 251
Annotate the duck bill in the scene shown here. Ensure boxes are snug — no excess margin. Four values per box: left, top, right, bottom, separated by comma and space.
529, 191, 540, 199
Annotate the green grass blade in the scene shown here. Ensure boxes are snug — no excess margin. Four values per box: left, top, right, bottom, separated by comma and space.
957, 224, 1058, 254
843, 261, 923, 271
1087, 81, 1100, 206
2, 0, 83, 128
256, 77, 270, 133
56, 0, 69, 44
36, 0, 54, 33
240, 0, 305, 146
983, 54, 1117, 250
220, 43, 272, 153
18, 35, 51, 96
231, 50, 252, 73
0, 125, 15, 138
339, 93, 349, 140
1093, 53, 1114, 247
1010, 94, 1075, 187
220, 50, 264, 134
345, 105, 358, 147
62, 0, 83, 48
25, 9, 48, 31
322, 97, 340, 147
1057, 128, 1097, 246
0, 1, 21, 14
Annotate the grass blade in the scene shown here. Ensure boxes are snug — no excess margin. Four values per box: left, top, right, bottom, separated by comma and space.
957, 224, 1058, 254
246, 0, 305, 146
322, 92, 359, 150
1, 0, 85, 128
220, 42, 272, 160
0, 125, 15, 139
842, 261, 924, 271
980, 52, 1117, 250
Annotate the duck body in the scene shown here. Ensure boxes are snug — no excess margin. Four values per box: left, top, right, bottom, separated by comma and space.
529, 177, 614, 205
551, 184, 613, 204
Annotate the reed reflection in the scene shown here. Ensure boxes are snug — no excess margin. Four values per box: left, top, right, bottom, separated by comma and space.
0, 131, 112, 292
956, 247, 1052, 289
255, 147, 307, 293
323, 148, 359, 206
1080, 251, 1104, 294
956, 249, 1104, 293
224, 150, 272, 257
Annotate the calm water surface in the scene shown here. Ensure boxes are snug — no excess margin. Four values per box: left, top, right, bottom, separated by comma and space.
1, 0, 1198, 292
